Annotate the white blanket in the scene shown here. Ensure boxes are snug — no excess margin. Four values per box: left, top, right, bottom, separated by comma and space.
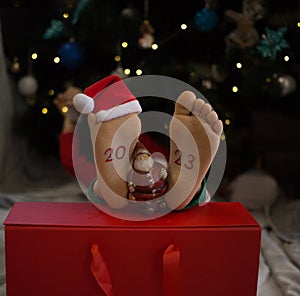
254, 203, 300, 296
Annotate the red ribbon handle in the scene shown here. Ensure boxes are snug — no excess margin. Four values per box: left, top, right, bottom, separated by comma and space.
90, 243, 180, 295
163, 244, 180, 296
90, 243, 114, 296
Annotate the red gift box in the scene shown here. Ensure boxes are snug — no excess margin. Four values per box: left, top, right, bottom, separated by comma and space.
4, 202, 261, 296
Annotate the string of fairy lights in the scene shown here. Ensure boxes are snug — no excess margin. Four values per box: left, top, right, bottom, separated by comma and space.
12, 0, 202, 117
8, 0, 297, 128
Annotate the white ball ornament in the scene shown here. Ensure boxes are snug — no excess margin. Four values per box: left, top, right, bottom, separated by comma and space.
18, 75, 39, 96
278, 73, 297, 97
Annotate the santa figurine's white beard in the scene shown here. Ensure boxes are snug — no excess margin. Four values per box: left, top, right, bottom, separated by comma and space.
133, 154, 154, 173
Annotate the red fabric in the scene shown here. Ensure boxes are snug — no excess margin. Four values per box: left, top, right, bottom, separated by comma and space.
139, 133, 169, 161
59, 132, 75, 176
163, 244, 180, 296
59, 132, 96, 187
84, 75, 136, 112
90, 244, 114, 296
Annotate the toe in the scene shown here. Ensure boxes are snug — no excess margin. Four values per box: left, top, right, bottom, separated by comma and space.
200, 103, 212, 116
213, 120, 223, 135
207, 111, 218, 125
192, 98, 205, 116
175, 91, 196, 116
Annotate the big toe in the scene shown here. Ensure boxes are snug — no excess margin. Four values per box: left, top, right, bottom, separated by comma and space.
174, 91, 196, 116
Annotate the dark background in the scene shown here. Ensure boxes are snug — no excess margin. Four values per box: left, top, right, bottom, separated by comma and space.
1, 0, 300, 195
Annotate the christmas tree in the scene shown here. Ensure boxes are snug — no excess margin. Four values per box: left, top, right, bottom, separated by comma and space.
1, 0, 300, 183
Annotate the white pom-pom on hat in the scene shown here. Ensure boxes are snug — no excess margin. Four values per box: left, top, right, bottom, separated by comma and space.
72, 75, 142, 122
73, 93, 94, 114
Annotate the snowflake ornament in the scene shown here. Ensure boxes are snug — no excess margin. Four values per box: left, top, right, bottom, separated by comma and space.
257, 26, 289, 59
43, 20, 64, 39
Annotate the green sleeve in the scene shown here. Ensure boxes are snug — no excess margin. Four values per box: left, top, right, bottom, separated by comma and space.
174, 178, 207, 211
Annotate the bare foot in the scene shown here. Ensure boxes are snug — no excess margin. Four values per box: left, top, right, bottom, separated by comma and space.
165, 91, 223, 210
88, 112, 141, 209
73, 75, 142, 210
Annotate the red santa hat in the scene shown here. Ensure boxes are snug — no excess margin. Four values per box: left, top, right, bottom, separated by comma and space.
73, 75, 142, 122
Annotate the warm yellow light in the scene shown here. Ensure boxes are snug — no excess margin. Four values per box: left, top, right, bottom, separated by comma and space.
54, 57, 60, 63
114, 55, 121, 62
221, 134, 226, 141
42, 108, 48, 114
265, 77, 271, 83
48, 89, 55, 96
124, 68, 130, 75
121, 42, 128, 48
31, 53, 38, 60
297, 22, 300, 27
61, 106, 68, 113
236, 62, 242, 69
225, 119, 231, 125
152, 43, 158, 50
136, 69, 142, 76
284, 55, 289, 62
181, 24, 187, 30
11, 59, 20, 73
63, 13, 69, 19
232, 86, 238, 93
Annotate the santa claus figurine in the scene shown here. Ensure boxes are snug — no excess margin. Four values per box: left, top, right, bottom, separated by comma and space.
127, 141, 168, 202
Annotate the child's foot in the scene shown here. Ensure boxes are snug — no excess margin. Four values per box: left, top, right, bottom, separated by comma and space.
165, 91, 223, 210
73, 75, 142, 209
88, 112, 141, 209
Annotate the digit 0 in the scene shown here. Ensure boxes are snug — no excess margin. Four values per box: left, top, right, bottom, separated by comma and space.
115, 146, 126, 160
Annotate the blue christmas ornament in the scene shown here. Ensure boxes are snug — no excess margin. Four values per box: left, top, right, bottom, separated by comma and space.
194, 7, 218, 32
257, 26, 289, 59
58, 41, 85, 69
